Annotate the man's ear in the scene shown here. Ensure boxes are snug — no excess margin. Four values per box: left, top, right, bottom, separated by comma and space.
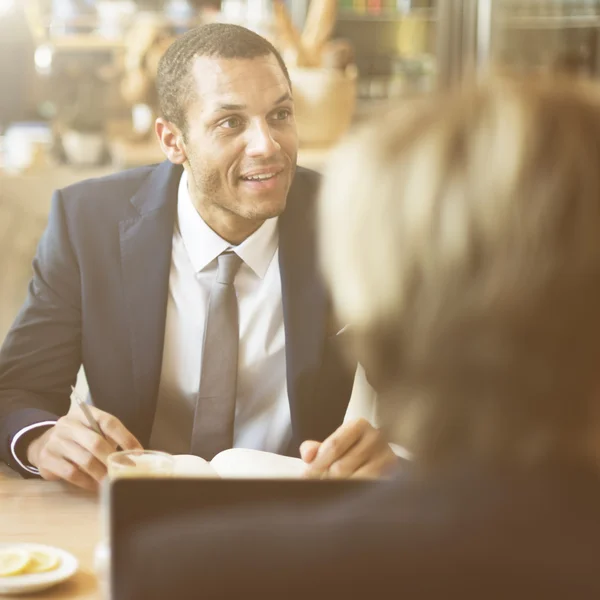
155, 118, 187, 164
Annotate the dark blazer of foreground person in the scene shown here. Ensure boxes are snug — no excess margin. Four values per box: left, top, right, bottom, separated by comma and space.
119, 460, 600, 600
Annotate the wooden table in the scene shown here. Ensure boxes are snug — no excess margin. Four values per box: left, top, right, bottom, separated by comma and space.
0, 463, 102, 599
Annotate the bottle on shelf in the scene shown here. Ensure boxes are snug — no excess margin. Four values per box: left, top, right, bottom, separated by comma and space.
352, 0, 367, 15
366, 0, 382, 16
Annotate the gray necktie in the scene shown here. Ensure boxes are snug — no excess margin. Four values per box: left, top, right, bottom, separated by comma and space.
191, 251, 243, 459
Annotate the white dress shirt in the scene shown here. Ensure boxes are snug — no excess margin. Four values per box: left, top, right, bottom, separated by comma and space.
148, 170, 291, 454
12, 170, 291, 474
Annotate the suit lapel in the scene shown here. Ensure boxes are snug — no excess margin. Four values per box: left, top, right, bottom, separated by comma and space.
279, 170, 328, 447
119, 161, 182, 444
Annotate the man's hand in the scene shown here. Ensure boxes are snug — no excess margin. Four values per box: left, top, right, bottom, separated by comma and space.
26, 402, 143, 492
300, 418, 398, 479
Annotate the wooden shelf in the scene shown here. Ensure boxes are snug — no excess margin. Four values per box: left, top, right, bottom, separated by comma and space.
47, 35, 125, 53
497, 15, 600, 30
337, 7, 436, 22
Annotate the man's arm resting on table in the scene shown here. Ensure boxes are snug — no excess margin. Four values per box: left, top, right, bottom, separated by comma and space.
0, 190, 82, 476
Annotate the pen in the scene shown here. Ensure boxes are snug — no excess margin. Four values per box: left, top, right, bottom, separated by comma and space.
71, 386, 126, 453
70, 386, 107, 440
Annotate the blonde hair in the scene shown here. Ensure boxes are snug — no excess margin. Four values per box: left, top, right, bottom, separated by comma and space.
319, 76, 600, 466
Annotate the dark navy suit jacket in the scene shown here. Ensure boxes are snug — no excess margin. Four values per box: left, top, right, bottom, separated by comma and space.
119, 459, 600, 600
0, 161, 356, 475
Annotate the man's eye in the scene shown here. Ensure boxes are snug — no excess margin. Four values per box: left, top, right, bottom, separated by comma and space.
220, 117, 243, 129
273, 109, 291, 121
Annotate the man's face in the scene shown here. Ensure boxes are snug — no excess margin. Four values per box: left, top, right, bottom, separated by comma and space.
182, 54, 298, 224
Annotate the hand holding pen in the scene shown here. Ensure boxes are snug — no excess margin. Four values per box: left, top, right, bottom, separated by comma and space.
25, 387, 143, 492
70, 386, 122, 449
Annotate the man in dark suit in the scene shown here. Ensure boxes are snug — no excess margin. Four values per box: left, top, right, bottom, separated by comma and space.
0, 24, 398, 489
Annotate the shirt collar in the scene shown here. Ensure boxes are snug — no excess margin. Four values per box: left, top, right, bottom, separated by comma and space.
177, 170, 279, 279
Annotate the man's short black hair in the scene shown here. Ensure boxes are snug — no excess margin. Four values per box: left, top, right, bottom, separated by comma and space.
156, 23, 291, 136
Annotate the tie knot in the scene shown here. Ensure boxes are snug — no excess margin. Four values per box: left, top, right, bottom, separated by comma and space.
216, 251, 242, 285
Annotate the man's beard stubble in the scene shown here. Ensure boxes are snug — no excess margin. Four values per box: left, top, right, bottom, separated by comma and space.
185, 156, 294, 222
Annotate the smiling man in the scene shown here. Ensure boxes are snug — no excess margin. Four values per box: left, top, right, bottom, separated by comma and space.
0, 23, 398, 489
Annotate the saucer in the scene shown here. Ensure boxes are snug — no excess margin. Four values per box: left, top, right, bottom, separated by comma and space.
0, 543, 78, 596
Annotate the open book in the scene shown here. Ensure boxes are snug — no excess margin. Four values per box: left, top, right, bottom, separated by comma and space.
172, 449, 308, 479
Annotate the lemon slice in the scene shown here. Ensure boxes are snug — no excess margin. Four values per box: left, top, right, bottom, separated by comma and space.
0, 547, 32, 577
24, 549, 61, 574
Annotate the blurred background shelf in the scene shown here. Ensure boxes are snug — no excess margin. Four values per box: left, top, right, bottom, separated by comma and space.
498, 15, 600, 28
337, 7, 436, 21
4, 0, 600, 176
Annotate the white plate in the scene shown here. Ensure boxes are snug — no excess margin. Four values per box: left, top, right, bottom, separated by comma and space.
0, 543, 78, 596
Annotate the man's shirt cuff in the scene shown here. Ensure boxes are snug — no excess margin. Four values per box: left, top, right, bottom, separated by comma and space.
11, 421, 57, 475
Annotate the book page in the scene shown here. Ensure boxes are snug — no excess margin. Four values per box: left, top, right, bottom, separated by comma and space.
210, 448, 307, 479
173, 454, 220, 478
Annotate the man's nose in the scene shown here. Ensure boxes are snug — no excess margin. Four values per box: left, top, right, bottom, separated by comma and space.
245, 120, 280, 158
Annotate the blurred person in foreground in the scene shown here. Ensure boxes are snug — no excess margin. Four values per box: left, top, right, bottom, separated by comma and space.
121, 75, 600, 599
